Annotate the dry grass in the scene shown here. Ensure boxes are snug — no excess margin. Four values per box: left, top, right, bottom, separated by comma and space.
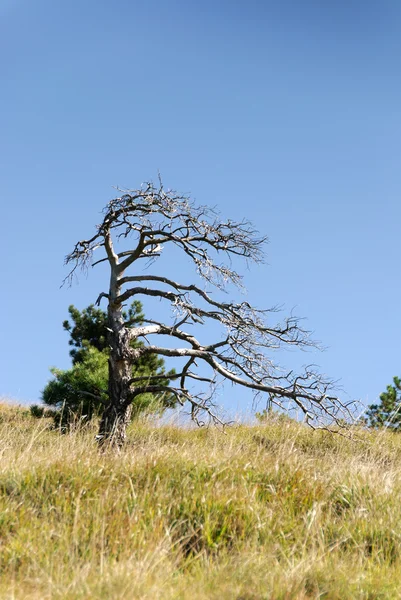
0, 403, 400, 598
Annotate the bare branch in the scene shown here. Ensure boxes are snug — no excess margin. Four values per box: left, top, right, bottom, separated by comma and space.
95, 292, 109, 306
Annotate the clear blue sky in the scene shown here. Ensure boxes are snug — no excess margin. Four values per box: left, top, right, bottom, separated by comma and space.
1, 0, 401, 417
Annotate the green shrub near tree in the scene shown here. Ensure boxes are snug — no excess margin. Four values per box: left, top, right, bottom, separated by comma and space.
33, 301, 175, 428
365, 376, 401, 430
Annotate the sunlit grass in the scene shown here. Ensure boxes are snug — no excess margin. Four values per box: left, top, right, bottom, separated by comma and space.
0, 402, 400, 598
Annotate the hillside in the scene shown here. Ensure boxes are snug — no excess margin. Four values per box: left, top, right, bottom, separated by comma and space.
0, 402, 400, 599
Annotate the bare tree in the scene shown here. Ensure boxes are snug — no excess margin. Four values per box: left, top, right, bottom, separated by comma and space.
64, 180, 353, 446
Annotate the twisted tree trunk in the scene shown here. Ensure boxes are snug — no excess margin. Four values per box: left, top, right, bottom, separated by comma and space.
97, 344, 133, 446
97, 237, 134, 446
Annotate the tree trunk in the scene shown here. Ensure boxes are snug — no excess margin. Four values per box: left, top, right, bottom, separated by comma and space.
98, 317, 134, 445
98, 271, 133, 446
98, 397, 132, 447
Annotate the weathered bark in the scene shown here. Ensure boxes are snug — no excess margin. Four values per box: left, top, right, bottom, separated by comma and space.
97, 344, 133, 446
97, 243, 134, 446
97, 393, 132, 447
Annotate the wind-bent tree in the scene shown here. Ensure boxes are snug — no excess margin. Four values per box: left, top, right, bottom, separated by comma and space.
64, 181, 352, 446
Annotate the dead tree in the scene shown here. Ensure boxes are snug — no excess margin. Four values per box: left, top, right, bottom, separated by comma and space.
64, 181, 353, 446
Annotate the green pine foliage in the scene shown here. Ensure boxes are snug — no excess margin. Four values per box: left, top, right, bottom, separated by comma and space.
366, 376, 401, 430
42, 346, 109, 427
63, 301, 146, 364
37, 301, 176, 428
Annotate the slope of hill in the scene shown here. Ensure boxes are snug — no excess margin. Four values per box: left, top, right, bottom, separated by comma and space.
0, 402, 400, 599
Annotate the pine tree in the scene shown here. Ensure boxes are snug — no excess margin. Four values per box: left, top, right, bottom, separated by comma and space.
37, 302, 175, 428
365, 377, 401, 430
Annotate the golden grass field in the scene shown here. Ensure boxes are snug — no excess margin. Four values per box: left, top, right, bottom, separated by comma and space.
0, 401, 401, 599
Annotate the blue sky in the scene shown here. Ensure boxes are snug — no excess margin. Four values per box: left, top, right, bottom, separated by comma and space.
1, 0, 401, 417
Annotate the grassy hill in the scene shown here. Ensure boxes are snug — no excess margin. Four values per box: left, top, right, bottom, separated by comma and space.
0, 402, 400, 599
